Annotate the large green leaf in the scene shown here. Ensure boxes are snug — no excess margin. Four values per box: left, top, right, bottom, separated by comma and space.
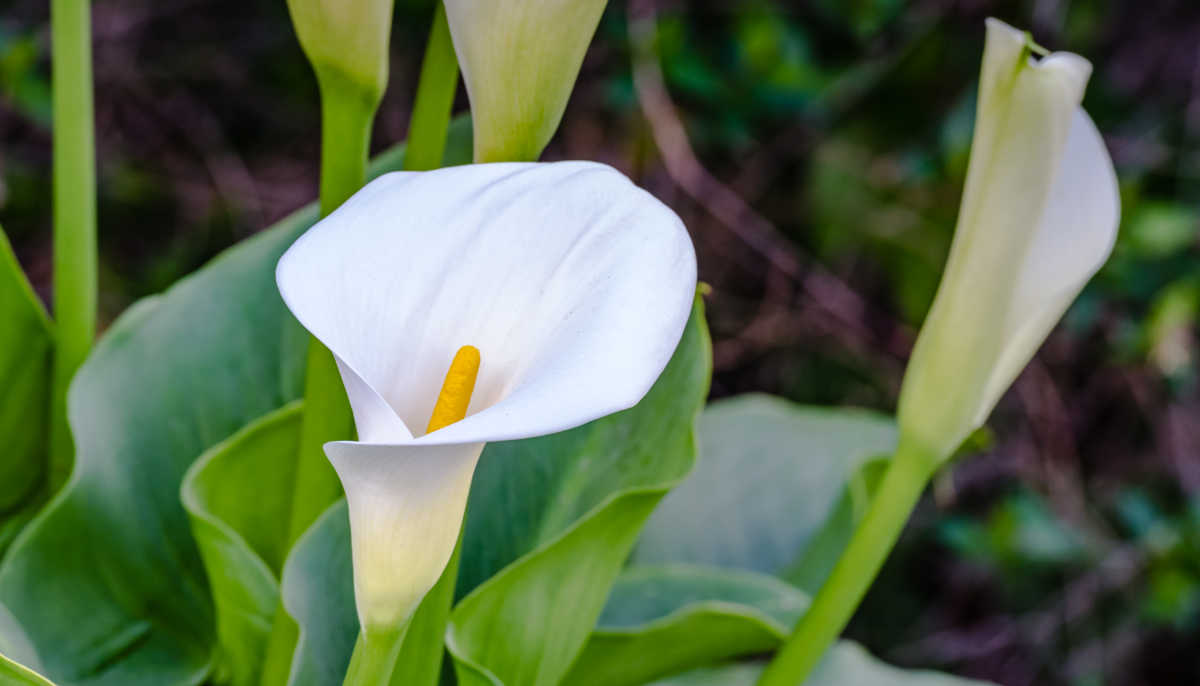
648, 642, 996, 686
648, 664, 763, 686
566, 565, 807, 686
809, 651, 996, 686
0, 604, 54, 686
279, 501, 358, 686
181, 402, 303, 686
781, 457, 889, 592
633, 395, 897, 591
0, 119, 473, 686
0, 219, 307, 685
448, 298, 711, 686
0, 605, 43, 676
0, 228, 52, 523
0, 656, 56, 686
569, 562, 995, 686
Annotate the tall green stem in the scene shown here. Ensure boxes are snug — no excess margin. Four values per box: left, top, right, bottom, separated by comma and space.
343, 622, 410, 686
757, 437, 938, 686
403, 3, 459, 172
258, 612, 300, 686
357, 8, 463, 681
262, 8, 461, 680
47, 0, 97, 492
315, 77, 377, 219
259, 75, 376, 686
288, 74, 376, 548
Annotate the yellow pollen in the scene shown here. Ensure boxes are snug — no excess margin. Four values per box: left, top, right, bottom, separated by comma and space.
426, 345, 481, 434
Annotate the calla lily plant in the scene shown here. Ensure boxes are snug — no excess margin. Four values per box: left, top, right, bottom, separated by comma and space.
0, 3, 1147, 685
759, 18, 1121, 685
276, 161, 697, 640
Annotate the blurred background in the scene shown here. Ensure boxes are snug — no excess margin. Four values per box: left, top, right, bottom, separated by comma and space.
1, 0, 1198, 684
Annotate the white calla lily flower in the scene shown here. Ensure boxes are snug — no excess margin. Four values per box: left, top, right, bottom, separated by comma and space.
276, 161, 696, 633
443, 0, 608, 162
897, 18, 1120, 460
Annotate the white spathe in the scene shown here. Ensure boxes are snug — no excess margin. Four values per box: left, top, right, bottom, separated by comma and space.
276, 161, 697, 632
443, 0, 608, 162
896, 18, 1120, 460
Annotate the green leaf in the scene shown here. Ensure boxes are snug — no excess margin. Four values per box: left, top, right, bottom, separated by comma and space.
781, 457, 889, 592
0, 604, 54, 686
0, 227, 52, 522
568, 562, 994, 686
0, 118, 473, 686
181, 402, 303, 686
447, 297, 712, 686
566, 565, 808, 686
0, 219, 306, 685
0, 604, 43, 676
648, 664, 763, 686
804, 646, 996, 686
279, 501, 358, 686
648, 643, 997, 686
633, 394, 896, 592
0, 655, 56, 686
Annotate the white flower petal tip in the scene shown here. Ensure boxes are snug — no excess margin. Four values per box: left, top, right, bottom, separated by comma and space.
444, 0, 608, 161
897, 19, 1119, 460
277, 160, 697, 628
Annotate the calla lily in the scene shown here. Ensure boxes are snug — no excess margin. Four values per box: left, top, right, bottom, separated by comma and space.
896, 18, 1120, 460
286, 0, 394, 102
276, 161, 696, 634
443, 0, 608, 162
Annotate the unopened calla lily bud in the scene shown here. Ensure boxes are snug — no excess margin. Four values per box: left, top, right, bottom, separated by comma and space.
444, 0, 608, 162
276, 162, 696, 633
286, 0, 394, 103
897, 18, 1119, 461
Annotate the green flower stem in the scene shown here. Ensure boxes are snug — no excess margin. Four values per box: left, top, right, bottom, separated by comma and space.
403, 3, 459, 172
263, 10, 462, 681
290, 73, 379, 546
47, 0, 97, 492
260, 75, 378, 686
336, 12, 464, 682
757, 437, 938, 686
343, 622, 411, 686
288, 343, 352, 541
258, 612, 299, 686
315, 77, 377, 218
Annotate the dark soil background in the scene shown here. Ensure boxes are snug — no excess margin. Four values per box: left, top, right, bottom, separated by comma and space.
3, 1, 1200, 684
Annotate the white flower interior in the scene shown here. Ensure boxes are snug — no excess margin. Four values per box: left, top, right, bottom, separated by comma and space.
275, 161, 698, 631
277, 161, 697, 447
